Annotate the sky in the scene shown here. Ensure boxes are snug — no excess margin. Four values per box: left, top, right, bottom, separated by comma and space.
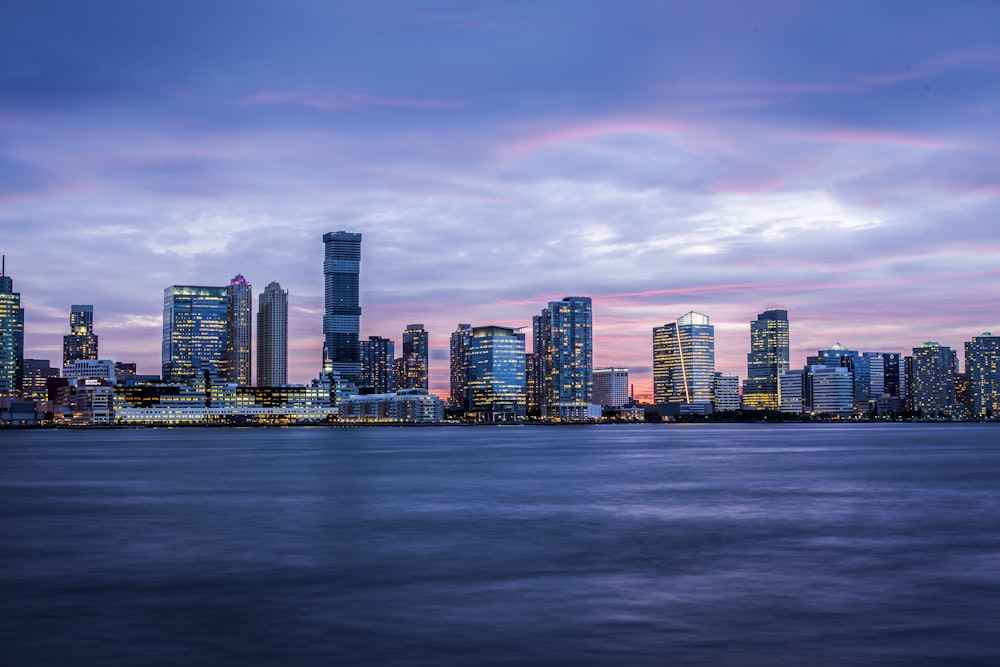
2, 1, 998, 401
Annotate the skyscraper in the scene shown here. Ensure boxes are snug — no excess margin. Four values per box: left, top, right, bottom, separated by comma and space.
162, 285, 229, 383
449, 324, 473, 408
910, 341, 956, 417
257, 281, 288, 387
63, 305, 99, 366
361, 335, 395, 394
593, 367, 629, 408
465, 325, 526, 421
22, 359, 60, 403
322, 231, 362, 384
0, 259, 25, 399
397, 323, 429, 390
965, 332, 999, 418
226, 275, 252, 386
742, 308, 790, 410
535, 296, 593, 418
652, 311, 715, 409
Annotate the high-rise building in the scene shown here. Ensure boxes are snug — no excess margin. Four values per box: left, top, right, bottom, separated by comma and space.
653, 311, 715, 409
0, 260, 25, 399
713, 373, 741, 411
63, 305, 99, 367
162, 285, 229, 384
779, 370, 804, 413
535, 296, 593, 419
322, 231, 362, 385
226, 275, 252, 386
449, 324, 473, 408
742, 308, 789, 410
257, 281, 288, 387
910, 341, 957, 417
361, 335, 395, 394
525, 352, 543, 416
966, 332, 1000, 418
397, 323, 429, 390
804, 365, 854, 417
465, 325, 526, 421
23, 359, 59, 403
805, 343, 858, 414
593, 367, 629, 408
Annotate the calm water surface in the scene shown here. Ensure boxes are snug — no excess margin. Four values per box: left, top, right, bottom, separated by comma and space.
2, 424, 999, 666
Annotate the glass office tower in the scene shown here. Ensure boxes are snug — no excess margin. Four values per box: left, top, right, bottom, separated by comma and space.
465, 325, 526, 421
534, 296, 593, 417
63, 304, 99, 367
162, 285, 229, 384
652, 311, 715, 407
257, 281, 288, 387
0, 264, 25, 398
226, 275, 252, 386
322, 231, 362, 384
742, 308, 790, 410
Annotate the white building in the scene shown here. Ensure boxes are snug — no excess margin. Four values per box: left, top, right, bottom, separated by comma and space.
63, 359, 116, 385
339, 388, 444, 423
593, 367, 629, 407
779, 370, 804, 413
806, 365, 854, 417
713, 373, 740, 411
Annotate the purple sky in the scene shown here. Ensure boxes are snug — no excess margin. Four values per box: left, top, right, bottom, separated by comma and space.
2, 1, 998, 400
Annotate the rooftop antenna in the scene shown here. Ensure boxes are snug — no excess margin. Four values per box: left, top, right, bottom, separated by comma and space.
1, 254, 5, 276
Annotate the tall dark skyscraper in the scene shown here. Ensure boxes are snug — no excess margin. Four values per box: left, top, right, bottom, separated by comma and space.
226, 274, 252, 386
449, 323, 473, 408
0, 259, 25, 398
397, 323, 429, 390
257, 281, 288, 387
966, 332, 1000, 418
322, 231, 362, 384
361, 335, 395, 394
534, 296, 593, 418
63, 305, 99, 367
162, 285, 229, 383
742, 308, 790, 410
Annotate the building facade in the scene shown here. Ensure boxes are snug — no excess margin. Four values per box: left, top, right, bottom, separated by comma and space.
397, 323, 429, 390
226, 275, 252, 386
361, 335, 395, 394
257, 281, 288, 387
0, 267, 25, 399
966, 332, 1000, 418
465, 325, 526, 421
322, 231, 362, 385
713, 372, 741, 411
742, 308, 790, 410
593, 367, 629, 408
653, 311, 715, 410
23, 359, 60, 403
449, 323, 473, 408
910, 342, 957, 417
535, 296, 593, 418
62, 304, 99, 367
162, 285, 229, 384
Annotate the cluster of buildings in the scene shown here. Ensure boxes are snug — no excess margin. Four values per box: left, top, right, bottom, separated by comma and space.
2, 237, 999, 426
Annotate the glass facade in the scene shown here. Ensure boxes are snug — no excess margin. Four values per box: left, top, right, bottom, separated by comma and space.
257, 281, 288, 387
322, 231, 362, 384
536, 296, 593, 414
63, 304, 99, 367
0, 273, 25, 398
652, 311, 715, 406
361, 335, 395, 394
965, 332, 999, 417
465, 326, 526, 421
910, 342, 956, 416
742, 309, 790, 410
162, 285, 229, 384
398, 323, 429, 390
449, 324, 473, 408
226, 275, 252, 386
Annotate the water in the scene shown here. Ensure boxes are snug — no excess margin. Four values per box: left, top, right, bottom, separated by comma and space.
2, 423, 999, 666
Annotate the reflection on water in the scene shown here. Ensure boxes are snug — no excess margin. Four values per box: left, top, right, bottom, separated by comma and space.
2, 424, 999, 666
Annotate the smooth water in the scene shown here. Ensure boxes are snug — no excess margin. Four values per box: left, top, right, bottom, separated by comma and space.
2, 424, 999, 666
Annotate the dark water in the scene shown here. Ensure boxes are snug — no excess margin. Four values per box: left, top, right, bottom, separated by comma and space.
2, 424, 999, 666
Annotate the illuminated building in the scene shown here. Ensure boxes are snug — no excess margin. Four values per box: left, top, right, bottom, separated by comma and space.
397, 323, 429, 390
779, 370, 804, 413
966, 332, 1000, 417
114, 362, 138, 386
741, 309, 789, 410
714, 372, 741, 412
525, 352, 543, 415
361, 335, 395, 394
62, 305, 99, 366
653, 311, 715, 411
593, 367, 629, 408
162, 285, 229, 384
63, 359, 117, 384
910, 342, 957, 417
322, 231, 362, 385
22, 359, 59, 403
339, 388, 444, 423
226, 274, 252, 386
465, 325, 526, 421
534, 296, 593, 419
449, 324, 473, 408
0, 260, 24, 399
257, 281, 288, 387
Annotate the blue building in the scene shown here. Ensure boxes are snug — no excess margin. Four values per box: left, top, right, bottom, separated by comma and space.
322, 231, 362, 385
361, 335, 395, 394
0, 261, 25, 399
465, 325, 526, 422
534, 296, 593, 420
162, 285, 229, 384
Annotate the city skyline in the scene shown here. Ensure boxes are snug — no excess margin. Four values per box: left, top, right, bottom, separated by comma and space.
3, 2, 999, 401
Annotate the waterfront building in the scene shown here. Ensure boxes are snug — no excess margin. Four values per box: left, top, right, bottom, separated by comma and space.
257, 281, 288, 387
361, 335, 395, 394
22, 359, 60, 403
525, 352, 543, 416
449, 324, 473, 408
0, 260, 24, 399
338, 388, 444, 423
114, 362, 137, 386
653, 311, 715, 412
465, 325, 526, 422
713, 372, 741, 412
62, 305, 99, 367
226, 275, 252, 386
322, 231, 362, 385
63, 359, 117, 385
397, 323, 429, 390
804, 365, 856, 417
535, 296, 593, 419
910, 342, 957, 417
162, 285, 229, 384
741, 309, 789, 410
966, 332, 1000, 418
805, 343, 858, 413
858, 352, 904, 416
779, 370, 804, 413
593, 367, 629, 408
